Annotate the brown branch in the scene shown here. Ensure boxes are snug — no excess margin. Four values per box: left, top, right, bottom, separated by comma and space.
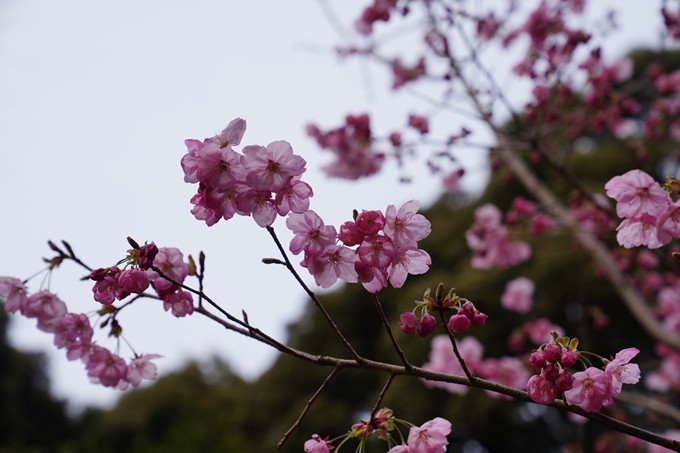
372, 293, 412, 369
278, 366, 343, 449
370, 373, 396, 427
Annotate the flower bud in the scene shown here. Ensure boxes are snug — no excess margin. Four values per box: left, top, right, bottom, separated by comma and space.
560, 350, 579, 368
555, 370, 575, 391
471, 311, 487, 327
543, 363, 559, 381
417, 313, 437, 337
447, 314, 470, 333
529, 350, 546, 368
544, 343, 562, 364
399, 311, 418, 335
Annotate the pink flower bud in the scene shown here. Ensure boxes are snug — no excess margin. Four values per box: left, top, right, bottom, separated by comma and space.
529, 350, 546, 368
338, 221, 365, 246
89, 268, 109, 281
560, 350, 578, 368
355, 210, 386, 236
459, 301, 475, 319
399, 311, 418, 335
470, 311, 488, 327
527, 375, 558, 405
543, 363, 559, 381
417, 313, 436, 337
118, 269, 150, 294
447, 314, 470, 333
555, 370, 575, 391
544, 343, 562, 364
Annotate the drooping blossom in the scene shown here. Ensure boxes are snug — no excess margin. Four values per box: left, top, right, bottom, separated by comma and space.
304, 434, 332, 453
0, 276, 28, 314
406, 417, 451, 453
163, 289, 194, 318
127, 354, 163, 387
86, 346, 129, 388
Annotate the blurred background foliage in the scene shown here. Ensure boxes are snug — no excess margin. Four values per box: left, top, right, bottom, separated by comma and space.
3, 49, 680, 452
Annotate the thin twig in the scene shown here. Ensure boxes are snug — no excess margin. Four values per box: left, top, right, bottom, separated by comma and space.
266, 225, 365, 364
369, 373, 396, 427
372, 293, 412, 369
435, 309, 476, 385
278, 365, 343, 449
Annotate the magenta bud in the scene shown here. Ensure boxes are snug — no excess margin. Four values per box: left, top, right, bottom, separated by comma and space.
555, 370, 575, 391
471, 311, 487, 327
417, 313, 437, 337
447, 314, 471, 333
399, 311, 418, 335
543, 363, 559, 382
138, 242, 159, 270
459, 302, 475, 319
529, 350, 546, 368
90, 267, 109, 282
560, 350, 578, 368
543, 343, 562, 364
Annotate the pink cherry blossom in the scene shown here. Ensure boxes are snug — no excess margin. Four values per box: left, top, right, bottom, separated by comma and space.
195, 143, 246, 190
358, 235, 396, 268
86, 346, 129, 388
0, 276, 28, 314
127, 354, 162, 387
213, 117, 247, 149
163, 289, 194, 317
388, 249, 431, 288
399, 311, 418, 335
118, 268, 150, 294
604, 169, 670, 218
387, 446, 411, 453
287, 210, 337, 256
500, 277, 535, 313
23, 290, 67, 323
355, 209, 386, 236
525, 318, 565, 345
274, 177, 313, 216
303, 434, 332, 453
384, 200, 432, 249
656, 199, 680, 245
306, 245, 359, 288
235, 189, 278, 228
417, 313, 436, 338
53, 313, 93, 349
605, 347, 641, 395
564, 367, 613, 412
616, 214, 664, 249
406, 417, 451, 453
241, 141, 306, 192
148, 247, 189, 296
338, 221, 365, 246
442, 168, 464, 193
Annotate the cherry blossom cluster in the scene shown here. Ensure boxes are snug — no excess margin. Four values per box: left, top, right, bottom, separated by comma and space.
465, 203, 531, 269
398, 285, 487, 338
286, 200, 431, 292
182, 118, 312, 228
605, 169, 680, 249
504, 197, 555, 237
303, 410, 451, 453
0, 276, 160, 390
526, 333, 641, 412
91, 244, 194, 318
306, 114, 385, 180
422, 335, 529, 399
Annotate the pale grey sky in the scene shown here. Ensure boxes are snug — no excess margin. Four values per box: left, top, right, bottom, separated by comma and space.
0, 0, 660, 410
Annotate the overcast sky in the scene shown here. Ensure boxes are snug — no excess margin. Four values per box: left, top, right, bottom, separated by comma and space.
0, 0, 661, 411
